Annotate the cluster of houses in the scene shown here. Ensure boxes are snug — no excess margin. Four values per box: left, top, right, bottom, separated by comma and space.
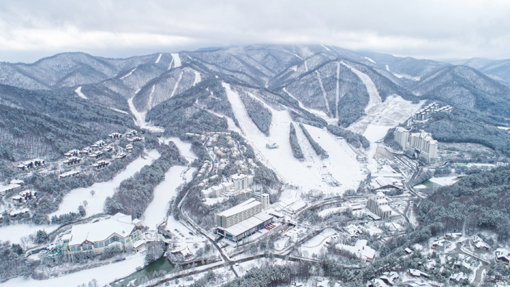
201, 173, 254, 198
17, 159, 45, 171
56, 130, 140, 178
412, 102, 452, 121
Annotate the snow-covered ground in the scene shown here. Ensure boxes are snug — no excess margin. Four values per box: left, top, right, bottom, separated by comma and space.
300, 228, 337, 258
171, 53, 181, 68
142, 165, 195, 230
155, 53, 162, 64
163, 137, 197, 161
0, 223, 59, 245
51, 150, 160, 217
2, 252, 145, 287
429, 176, 460, 186
224, 83, 362, 194
318, 206, 346, 218
127, 96, 165, 132
193, 71, 201, 86
74, 86, 87, 99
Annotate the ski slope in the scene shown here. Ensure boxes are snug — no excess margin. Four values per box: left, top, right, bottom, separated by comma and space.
155, 53, 162, 64
171, 53, 181, 68
120, 68, 136, 79
223, 82, 362, 194
75, 86, 87, 99
170, 71, 183, 98
50, 150, 160, 217
142, 165, 195, 230
193, 71, 201, 86
128, 95, 165, 132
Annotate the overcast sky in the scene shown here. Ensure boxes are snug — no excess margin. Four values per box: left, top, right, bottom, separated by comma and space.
1, 0, 510, 63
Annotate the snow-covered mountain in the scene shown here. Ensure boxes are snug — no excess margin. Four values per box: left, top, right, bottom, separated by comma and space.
1, 44, 510, 163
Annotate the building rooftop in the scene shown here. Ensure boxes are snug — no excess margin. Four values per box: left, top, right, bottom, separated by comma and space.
217, 198, 261, 218
69, 213, 135, 246
220, 212, 273, 237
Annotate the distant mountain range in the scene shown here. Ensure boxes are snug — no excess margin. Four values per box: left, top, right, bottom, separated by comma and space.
1, 44, 510, 164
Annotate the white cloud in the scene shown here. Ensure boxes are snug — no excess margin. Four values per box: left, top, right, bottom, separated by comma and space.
0, 0, 510, 62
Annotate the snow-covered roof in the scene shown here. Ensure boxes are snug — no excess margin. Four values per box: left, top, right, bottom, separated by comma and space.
133, 240, 146, 249
217, 198, 261, 217
69, 213, 135, 246
9, 180, 24, 185
221, 212, 273, 237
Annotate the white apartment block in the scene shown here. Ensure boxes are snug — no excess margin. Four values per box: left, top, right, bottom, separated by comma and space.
216, 198, 262, 228
202, 173, 254, 198
394, 128, 438, 162
367, 193, 393, 220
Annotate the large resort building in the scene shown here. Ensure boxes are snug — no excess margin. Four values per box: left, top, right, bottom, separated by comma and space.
63, 213, 143, 253
394, 127, 438, 163
216, 195, 273, 242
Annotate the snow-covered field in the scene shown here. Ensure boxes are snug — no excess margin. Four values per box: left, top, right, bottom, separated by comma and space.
142, 165, 195, 230
223, 83, 363, 194
51, 150, 160, 217
2, 253, 145, 287
300, 228, 337, 257
0, 223, 59, 245
164, 137, 197, 161
429, 176, 460, 186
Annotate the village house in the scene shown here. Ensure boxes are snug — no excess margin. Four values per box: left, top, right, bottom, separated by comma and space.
17, 159, 45, 171
64, 149, 81, 157
59, 170, 80, 179
495, 248, 510, 265
109, 132, 123, 139
93, 160, 109, 170
63, 157, 81, 166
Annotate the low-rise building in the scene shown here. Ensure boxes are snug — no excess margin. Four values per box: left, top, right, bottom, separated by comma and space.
65, 213, 142, 254
495, 248, 510, 265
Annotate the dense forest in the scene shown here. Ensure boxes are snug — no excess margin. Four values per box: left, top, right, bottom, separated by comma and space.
104, 142, 186, 218
239, 92, 272, 136
327, 124, 370, 149
414, 109, 510, 157
289, 123, 304, 160
418, 166, 510, 241
299, 124, 327, 157
146, 79, 233, 136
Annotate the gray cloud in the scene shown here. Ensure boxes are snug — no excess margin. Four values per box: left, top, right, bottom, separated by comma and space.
1, 0, 510, 62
